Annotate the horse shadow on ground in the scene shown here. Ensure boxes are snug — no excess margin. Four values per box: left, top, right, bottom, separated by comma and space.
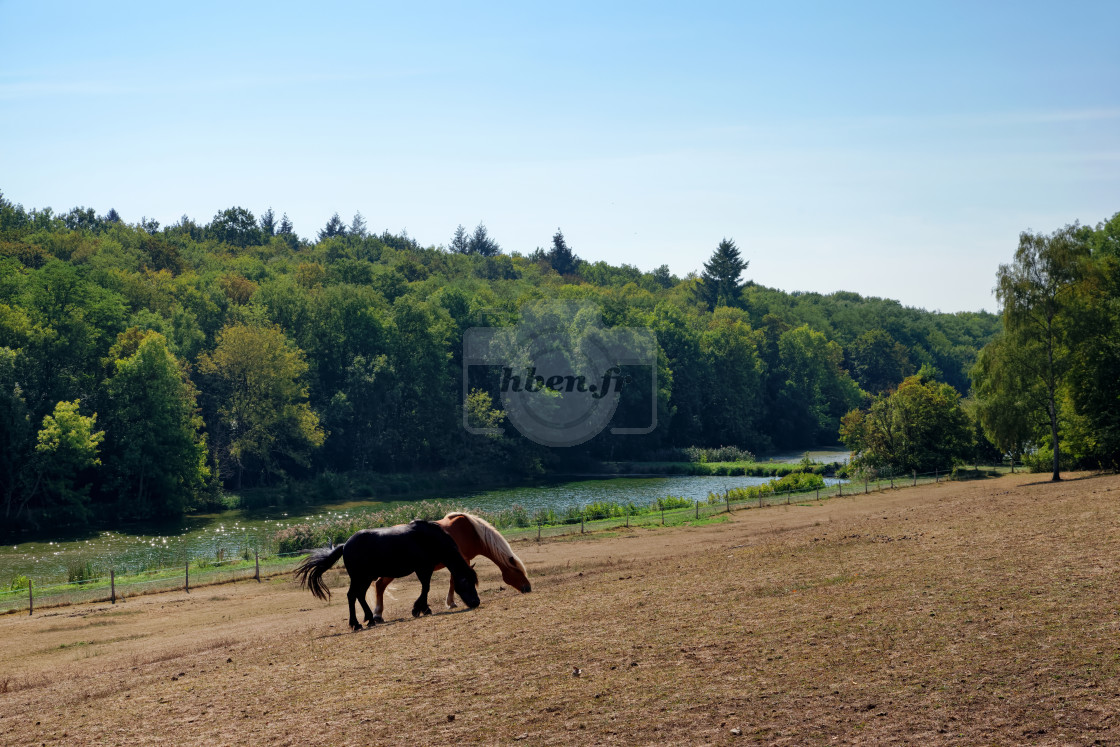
313, 605, 476, 639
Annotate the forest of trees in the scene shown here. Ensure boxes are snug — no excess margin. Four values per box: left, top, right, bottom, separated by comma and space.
0, 190, 1011, 532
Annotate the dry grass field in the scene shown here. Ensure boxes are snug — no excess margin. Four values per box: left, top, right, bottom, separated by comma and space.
2, 471, 1119, 746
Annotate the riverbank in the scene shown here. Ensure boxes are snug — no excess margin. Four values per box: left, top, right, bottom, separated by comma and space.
0, 458, 840, 550
1, 467, 991, 611
1, 464, 1002, 589
2, 471, 840, 603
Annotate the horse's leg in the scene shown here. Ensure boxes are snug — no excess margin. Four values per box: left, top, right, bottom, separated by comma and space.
355, 576, 378, 627
346, 579, 363, 632
412, 568, 433, 618
372, 576, 393, 623
445, 573, 458, 609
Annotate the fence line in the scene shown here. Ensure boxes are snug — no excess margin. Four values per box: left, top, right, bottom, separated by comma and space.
3, 465, 1006, 616
0, 551, 310, 616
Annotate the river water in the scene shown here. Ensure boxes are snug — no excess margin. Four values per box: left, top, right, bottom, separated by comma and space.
1, 472, 845, 585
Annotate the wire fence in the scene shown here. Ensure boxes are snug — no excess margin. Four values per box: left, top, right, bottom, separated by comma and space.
1, 464, 1007, 616
0, 550, 310, 616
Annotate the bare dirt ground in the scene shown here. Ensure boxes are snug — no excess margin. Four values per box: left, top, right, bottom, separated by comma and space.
2, 471, 1120, 746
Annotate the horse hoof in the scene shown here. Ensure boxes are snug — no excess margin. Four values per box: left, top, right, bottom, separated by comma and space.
447, 601, 458, 609
422, 607, 432, 616
366, 620, 377, 628
412, 609, 421, 618
372, 615, 383, 624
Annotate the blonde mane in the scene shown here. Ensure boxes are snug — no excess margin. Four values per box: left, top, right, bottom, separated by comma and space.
444, 512, 528, 576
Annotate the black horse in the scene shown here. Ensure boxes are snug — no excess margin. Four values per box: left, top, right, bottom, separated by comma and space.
294, 520, 481, 631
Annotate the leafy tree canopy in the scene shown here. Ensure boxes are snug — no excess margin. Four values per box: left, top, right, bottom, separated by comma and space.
840, 370, 973, 475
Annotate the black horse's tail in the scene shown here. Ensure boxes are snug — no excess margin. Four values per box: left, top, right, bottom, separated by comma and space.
293, 544, 345, 601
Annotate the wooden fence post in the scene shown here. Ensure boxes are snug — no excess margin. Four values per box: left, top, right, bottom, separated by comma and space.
255, 551, 260, 582
111, 570, 116, 604
725, 492, 731, 513
864, 479, 868, 494
913, 470, 916, 487
695, 501, 700, 520
28, 578, 33, 616
580, 513, 584, 534
185, 561, 190, 593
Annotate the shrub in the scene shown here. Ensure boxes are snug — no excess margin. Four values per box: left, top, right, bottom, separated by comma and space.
67, 559, 97, 584
583, 501, 624, 520
771, 471, 826, 491
532, 507, 558, 526
495, 504, 530, 528
707, 472, 827, 507
642, 445, 756, 463
653, 495, 693, 510
562, 505, 584, 524
704, 445, 756, 462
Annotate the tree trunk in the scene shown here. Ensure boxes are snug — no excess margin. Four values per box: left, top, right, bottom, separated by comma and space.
1049, 393, 1061, 481
1048, 330, 1061, 482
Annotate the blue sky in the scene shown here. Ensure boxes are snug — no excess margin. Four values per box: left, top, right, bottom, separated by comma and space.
2, 1, 1117, 312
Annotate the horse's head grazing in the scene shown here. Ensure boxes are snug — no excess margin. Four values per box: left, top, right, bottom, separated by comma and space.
448, 512, 532, 594
453, 564, 481, 609
500, 556, 532, 593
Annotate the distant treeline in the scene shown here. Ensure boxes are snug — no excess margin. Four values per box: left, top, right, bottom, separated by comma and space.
0, 191, 1001, 532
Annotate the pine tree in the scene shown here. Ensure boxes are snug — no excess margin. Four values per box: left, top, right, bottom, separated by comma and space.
449, 224, 470, 254
468, 223, 501, 256
696, 238, 748, 310
349, 211, 368, 239
278, 213, 298, 249
547, 228, 579, 276
318, 213, 347, 241
259, 208, 276, 237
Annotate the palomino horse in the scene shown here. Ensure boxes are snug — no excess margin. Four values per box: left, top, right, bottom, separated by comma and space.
294, 519, 480, 631
370, 512, 531, 623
